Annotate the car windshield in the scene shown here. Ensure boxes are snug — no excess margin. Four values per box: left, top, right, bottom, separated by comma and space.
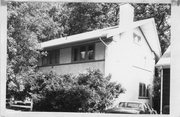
119, 102, 142, 109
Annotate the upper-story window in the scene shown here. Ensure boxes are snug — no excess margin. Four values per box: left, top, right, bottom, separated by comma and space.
133, 33, 142, 45
72, 44, 95, 62
42, 49, 60, 66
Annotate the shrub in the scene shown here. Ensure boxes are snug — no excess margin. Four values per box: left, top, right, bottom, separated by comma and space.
9, 69, 125, 112
152, 68, 161, 114
75, 69, 124, 112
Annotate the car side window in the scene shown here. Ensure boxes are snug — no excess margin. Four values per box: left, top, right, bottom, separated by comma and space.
148, 104, 152, 110
119, 102, 126, 107
139, 104, 144, 111
145, 103, 151, 111
144, 105, 148, 111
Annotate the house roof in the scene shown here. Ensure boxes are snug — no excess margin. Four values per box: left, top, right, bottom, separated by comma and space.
156, 46, 170, 68
40, 18, 161, 59
40, 26, 118, 49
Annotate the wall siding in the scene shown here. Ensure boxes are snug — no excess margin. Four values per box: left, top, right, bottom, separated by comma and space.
131, 28, 155, 105
95, 42, 105, 60
39, 61, 105, 75
105, 28, 155, 105
132, 28, 155, 72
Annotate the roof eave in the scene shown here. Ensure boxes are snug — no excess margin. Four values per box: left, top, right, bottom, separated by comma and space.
41, 35, 107, 49
40, 26, 118, 49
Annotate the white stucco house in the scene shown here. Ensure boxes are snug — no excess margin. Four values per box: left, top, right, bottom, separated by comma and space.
38, 4, 161, 105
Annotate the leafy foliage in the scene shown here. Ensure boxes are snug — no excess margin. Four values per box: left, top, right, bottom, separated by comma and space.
7, 2, 68, 93
152, 68, 161, 113
31, 69, 124, 112
65, 3, 119, 35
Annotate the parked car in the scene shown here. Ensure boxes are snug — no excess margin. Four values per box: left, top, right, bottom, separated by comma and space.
104, 101, 157, 114
6, 97, 33, 111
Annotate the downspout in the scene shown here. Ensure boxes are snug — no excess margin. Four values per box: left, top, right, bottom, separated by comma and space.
99, 37, 108, 47
99, 37, 110, 78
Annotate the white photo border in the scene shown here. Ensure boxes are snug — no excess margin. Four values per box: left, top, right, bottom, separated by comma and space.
1, 0, 180, 117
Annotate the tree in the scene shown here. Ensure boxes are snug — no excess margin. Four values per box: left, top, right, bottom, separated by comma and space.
64, 3, 119, 35
7, 2, 41, 94
7, 2, 70, 94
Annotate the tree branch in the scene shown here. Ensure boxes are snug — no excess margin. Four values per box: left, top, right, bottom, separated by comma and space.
157, 13, 165, 30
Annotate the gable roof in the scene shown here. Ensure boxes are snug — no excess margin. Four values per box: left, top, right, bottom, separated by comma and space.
156, 46, 170, 68
40, 18, 161, 59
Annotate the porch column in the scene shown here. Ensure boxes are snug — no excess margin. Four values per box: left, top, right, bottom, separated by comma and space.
160, 68, 163, 114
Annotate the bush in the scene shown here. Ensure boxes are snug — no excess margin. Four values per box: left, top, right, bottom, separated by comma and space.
9, 69, 125, 112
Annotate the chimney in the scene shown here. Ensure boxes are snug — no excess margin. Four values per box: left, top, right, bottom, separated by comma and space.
119, 4, 134, 27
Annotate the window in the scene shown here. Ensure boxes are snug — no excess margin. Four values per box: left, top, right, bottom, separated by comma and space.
87, 45, 94, 60
48, 50, 53, 64
72, 44, 95, 62
42, 49, 59, 66
42, 53, 48, 65
139, 83, 149, 98
54, 49, 60, 64
133, 33, 141, 45
80, 46, 86, 60
73, 47, 79, 61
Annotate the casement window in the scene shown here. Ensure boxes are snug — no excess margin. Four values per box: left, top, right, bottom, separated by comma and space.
42, 56, 48, 65
139, 83, 149, 98
54, 49, 60, 64
72, 44, 95, 62
42, 49, 60, 66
